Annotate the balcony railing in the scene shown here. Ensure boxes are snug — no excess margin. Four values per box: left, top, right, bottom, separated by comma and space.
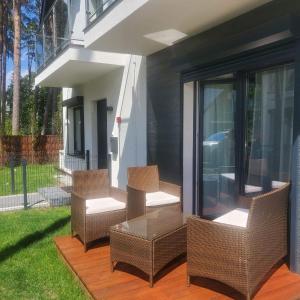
86, 0, 119, 26
36, 0, 74, 73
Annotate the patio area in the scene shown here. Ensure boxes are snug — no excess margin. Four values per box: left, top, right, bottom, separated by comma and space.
55, 236, 300, 300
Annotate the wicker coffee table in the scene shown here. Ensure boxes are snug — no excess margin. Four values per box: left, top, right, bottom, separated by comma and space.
110, 208, 187, 287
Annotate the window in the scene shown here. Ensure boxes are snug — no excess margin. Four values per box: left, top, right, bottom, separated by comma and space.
86, 0, 118, 24
189, 63, 295, 218
74, 107, 84, 155
67, 105, 84, 156
245, 64, 294, 194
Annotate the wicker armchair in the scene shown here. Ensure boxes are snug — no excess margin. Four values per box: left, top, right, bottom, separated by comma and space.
127, 165, 181, 220
187, 183, 290, 300
71, 169, 127, 251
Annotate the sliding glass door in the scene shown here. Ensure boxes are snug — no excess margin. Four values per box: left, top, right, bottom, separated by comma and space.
244, 64, 294, 194
201, 78, 236, 218
194, 63, 295, 218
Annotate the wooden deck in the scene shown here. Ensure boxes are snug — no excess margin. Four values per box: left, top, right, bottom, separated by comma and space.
54, 236, 300, 300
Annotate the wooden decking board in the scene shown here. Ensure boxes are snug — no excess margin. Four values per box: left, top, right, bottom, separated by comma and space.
54, 236, 300, 300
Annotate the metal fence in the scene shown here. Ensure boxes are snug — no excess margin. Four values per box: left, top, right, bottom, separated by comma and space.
0, 150, 99, 212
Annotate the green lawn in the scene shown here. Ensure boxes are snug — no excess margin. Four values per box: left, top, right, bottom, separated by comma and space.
0, 207, 86, 300
0, 164, 57, 196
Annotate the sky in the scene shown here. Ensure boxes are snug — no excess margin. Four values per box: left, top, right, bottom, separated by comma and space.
6, 1, 39, 89
6, 53, 31, 88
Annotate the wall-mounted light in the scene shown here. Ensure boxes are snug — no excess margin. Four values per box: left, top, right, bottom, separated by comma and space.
116, 116, 122, 124
107, 106, 113, 112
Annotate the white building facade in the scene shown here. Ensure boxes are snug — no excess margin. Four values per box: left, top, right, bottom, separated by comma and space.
35, 0, 147, 189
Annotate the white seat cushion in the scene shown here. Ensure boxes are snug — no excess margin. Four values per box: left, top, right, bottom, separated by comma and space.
213, 208, 249, 228
86, 197, 125, 215
145, 191, 180, 207
272, 180, 287, 189
245, 184, 262, 194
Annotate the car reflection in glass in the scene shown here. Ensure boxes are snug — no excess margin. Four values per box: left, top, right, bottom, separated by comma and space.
203, 131, 230, 146
203, 130, 234, 172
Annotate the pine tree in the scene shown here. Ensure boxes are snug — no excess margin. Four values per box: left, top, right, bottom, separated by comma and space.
12, 0, 21, 135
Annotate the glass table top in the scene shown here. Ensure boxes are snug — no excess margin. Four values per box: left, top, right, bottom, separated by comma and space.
111, 208, 188, 241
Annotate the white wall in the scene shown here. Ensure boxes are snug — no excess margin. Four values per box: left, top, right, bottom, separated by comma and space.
113, 55, 147, 188
62, 55, 147, 190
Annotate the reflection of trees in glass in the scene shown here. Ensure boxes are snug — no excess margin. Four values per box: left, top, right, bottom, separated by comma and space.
203, 84, 235, 174
35, 34, 44, 69
55, 0, 69, 49
44, 12, 54, 62
245, 64, 294, 187
41, 0, 70, 64
87, 0, 117, 23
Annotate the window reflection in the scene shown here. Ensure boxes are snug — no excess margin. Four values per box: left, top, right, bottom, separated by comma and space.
245, 64, 294, 194
202, 81, 236, 218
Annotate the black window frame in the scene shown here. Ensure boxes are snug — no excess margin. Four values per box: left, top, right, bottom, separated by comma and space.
67, 104, 85, 158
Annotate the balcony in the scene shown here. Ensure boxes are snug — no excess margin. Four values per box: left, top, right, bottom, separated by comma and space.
86, 0, 119, 26
34, 46, 128, 87
36, 0, 83, 73
35, 0, 128, 88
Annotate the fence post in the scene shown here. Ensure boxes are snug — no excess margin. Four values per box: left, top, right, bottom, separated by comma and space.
22, 159, 28, 210
86, 150, 90, 170
10, 159, 15, 194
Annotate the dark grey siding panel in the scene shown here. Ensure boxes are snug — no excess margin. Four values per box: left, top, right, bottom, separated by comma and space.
147, 55, 181, 184
172, 0, 300, 73
290, 138, 300, 273
290, 40, 300, 273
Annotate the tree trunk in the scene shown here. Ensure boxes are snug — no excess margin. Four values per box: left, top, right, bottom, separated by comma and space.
1, 0, 7, 134
12, 0, 21, 135
41, 88, 53, 135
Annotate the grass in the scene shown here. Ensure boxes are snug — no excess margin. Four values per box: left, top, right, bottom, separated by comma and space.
0, 207, 87, 300
0, 164, 56, 196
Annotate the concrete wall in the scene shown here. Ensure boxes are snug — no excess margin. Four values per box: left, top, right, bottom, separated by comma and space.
62, 55, 147, 189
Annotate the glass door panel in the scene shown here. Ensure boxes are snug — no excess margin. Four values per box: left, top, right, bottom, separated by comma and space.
245, 64, 294, 194
202, 80, 236, 218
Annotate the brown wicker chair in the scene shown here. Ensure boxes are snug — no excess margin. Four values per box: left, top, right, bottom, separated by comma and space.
71, 169, 127, 251
187, 183, 290, 300
127, 165, 181, 220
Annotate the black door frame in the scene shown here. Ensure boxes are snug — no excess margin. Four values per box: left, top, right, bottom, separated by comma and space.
182, 43, 296, 217
97, 99, 108, 169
